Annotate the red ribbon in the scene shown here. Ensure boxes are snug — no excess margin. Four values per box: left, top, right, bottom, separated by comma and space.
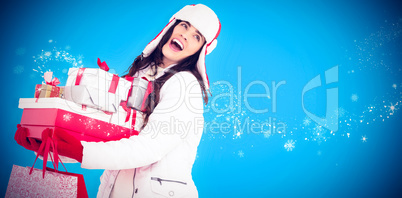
75, 68, 86, 85
108, 74, 119, 94
124, 76, 135, 100
30, 129, 66, 178
119, 76, 135, 123
97, 58, 110, 71
120, 101, 131, 123
75, 59, 119, 94
120, 101, 137, 132
131, 109, 137, 131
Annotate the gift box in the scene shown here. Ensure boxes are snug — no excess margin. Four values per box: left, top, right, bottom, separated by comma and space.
18, 98, 141, 142
127, 77, 153, 112
64, 85, 118, 113
6, 165, 88, 198
65, 60, 132, 112
35, 72, 64, 99
19, 98, 139, 128
35, 84, 61, 98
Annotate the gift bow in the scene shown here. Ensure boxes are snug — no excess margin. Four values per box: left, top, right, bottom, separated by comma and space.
97, 58, 109, 71
44, 71, 60, 86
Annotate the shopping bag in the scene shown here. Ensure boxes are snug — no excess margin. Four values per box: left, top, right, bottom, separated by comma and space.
5, 165, 88, 198
6, 129, 88, 197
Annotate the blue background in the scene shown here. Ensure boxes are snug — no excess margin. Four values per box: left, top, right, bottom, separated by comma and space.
1, 0, 402, 197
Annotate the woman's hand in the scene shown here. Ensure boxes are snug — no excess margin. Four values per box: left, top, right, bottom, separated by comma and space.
54, 128, 83, 163
14, 124, 41, 152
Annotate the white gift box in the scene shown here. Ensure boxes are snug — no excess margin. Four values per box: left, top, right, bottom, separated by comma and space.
64, 85, 118, 112
127, 77, 150, 111
65, 68, 132, 112
18, 98, 134, 129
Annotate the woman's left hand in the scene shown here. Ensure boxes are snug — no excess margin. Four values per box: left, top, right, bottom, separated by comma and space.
54, 128, 84, 163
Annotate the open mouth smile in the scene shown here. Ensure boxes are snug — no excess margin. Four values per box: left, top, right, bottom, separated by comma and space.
169, 38, 184, 52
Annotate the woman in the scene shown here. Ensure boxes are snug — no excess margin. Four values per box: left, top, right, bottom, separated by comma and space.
15, 4, 221, 198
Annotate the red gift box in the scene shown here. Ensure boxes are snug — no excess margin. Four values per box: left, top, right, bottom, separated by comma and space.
35, 71, 63, 99
20, 108, 139, 142
35, 84, 61, 98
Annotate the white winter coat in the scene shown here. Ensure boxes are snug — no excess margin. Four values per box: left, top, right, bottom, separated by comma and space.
81, 66, 205, 198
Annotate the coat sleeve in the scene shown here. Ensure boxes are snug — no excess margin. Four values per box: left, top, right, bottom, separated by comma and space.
81, 72, 205, 170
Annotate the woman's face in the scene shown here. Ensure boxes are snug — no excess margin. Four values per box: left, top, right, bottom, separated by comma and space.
162, 21, 205, 67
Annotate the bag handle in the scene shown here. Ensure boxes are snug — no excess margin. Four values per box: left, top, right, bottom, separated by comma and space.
30, 128, 66, 178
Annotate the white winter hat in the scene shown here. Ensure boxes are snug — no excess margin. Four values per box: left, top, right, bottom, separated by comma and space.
142, 4, 221, 90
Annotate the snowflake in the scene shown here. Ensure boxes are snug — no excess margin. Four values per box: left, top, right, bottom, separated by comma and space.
63, 113, 72, 122
77, 54, 84, 60
313, 124, 323, 133
284, 140, 295, 151
263, 131, 271, 138
392, 84, 397, 89
48, 39, 53, 43
44, 51, 52, 57
335, 107, 346, 117
303, 117, 311, 126
13, 65, 24, 74
314, 131, 326, 144
15, 47, 26, 55
387, 102, 398, 115
312, 124, 327, 144
351, 94, 359, 102
84, 118, 96, 130
361, 135, 367, 142
238, 150, 244, 158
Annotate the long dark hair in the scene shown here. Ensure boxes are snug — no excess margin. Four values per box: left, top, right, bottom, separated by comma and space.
124, 20, 209, 130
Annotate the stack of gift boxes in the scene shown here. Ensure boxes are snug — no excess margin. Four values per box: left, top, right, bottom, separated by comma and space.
7, 58, 155, 197
18, 58, 152, 142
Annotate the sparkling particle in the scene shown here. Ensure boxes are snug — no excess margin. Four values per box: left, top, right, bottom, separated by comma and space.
361, 135, 368, 143
49, 39, 53, 43
284, 140, 296, 151
84, 118, 96, 130
392, 84, 397, 89
33, 45, 84, 75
